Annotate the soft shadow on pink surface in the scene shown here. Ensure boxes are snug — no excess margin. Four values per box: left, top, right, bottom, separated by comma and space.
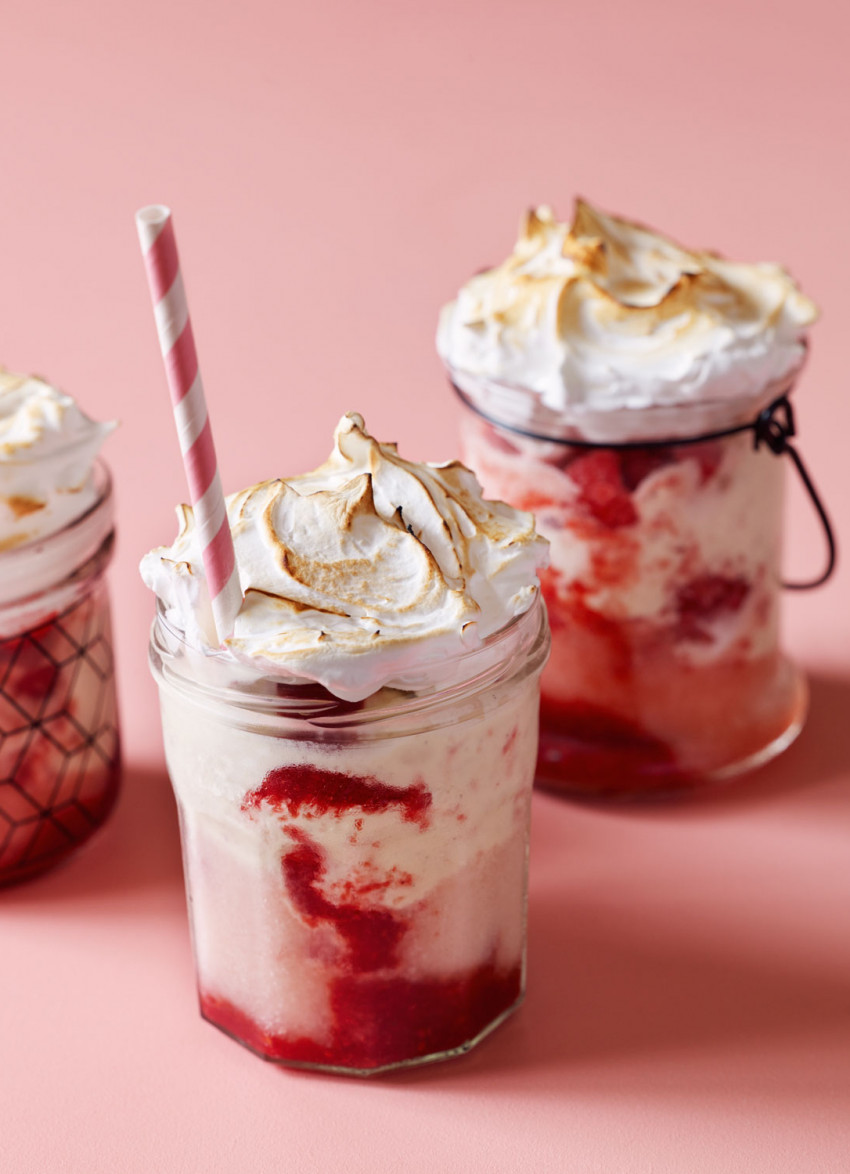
366, 895, 850, 1090
0, 762, 183, 906
297, 923, 849, 1093
519, 897, 848, 1067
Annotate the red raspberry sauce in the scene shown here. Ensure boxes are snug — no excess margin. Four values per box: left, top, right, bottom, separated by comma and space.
675, 574, 750, 641
200, 960, 522, 1071
537, 568, 755, 794
566, 450, 638, 529
243, 764, 432, 827
282, 831, 405, 972
243, 766, 432, 972
538, 696, 689, 796
215, 766, 520, 1068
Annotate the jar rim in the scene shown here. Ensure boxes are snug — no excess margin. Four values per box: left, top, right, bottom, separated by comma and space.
149, 592, 550, 731
447, 358, 804, 446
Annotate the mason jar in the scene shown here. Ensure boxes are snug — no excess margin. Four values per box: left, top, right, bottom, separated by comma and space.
0, 462, 121, 884
449, 362, 820, 800
149, 593, 549, 1075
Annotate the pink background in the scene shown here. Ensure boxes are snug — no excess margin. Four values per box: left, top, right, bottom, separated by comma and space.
2, 1, 849, 1170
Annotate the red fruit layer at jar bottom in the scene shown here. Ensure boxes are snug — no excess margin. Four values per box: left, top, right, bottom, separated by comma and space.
0, 597, 121, 885
200, 961, 522, 1073
196, 764, 525, 1071
536, 596, 807, 799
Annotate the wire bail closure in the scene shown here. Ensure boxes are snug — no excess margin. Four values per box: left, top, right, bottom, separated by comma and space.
751, 396, 835, 590
452, 382, 836, 591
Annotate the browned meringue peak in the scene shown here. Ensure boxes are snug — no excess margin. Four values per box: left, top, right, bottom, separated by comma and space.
140, 413, 548, 700
437, 200, 818, 431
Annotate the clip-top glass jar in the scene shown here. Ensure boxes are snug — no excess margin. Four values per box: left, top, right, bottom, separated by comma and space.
450, 363, 827, 800
0, 462, 121, 884
149, 593, 549, 1076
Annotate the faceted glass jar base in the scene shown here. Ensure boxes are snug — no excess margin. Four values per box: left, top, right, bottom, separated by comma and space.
199, 977, 525, 1077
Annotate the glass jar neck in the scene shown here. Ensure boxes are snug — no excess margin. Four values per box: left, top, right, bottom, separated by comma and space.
149, 593, 550, 737
448, 362, 802, 446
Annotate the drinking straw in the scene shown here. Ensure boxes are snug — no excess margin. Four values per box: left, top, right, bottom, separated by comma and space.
135, 205, 242, 644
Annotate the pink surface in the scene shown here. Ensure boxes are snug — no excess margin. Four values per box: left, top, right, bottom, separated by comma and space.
1, 1, 849, 1170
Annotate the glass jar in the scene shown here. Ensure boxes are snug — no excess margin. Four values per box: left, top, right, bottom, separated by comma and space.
450, 365, 816, 800
149, 594, 550, 1075
0, 463, 121, 884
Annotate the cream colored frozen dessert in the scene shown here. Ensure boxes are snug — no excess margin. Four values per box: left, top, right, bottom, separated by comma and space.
144, 414, 550, 1072
439, 201, 818, 797
0, 368, 119, 886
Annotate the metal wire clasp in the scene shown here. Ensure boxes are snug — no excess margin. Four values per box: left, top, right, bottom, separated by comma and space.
753, 396, 836, 590
450, 380, 837, 590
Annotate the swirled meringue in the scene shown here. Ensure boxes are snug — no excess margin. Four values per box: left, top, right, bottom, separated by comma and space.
140, 413, 548, 700
437, 201, 818, 439
0, 368, 116, 550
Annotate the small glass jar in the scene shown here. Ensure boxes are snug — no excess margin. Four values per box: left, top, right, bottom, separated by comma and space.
0, 463, 121, 884
450, 365, 813, 800
149, 594, 549, 1076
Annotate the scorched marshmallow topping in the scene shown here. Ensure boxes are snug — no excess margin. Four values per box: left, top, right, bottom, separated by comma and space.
437, 200, 818, 436
141, 412, 548, 700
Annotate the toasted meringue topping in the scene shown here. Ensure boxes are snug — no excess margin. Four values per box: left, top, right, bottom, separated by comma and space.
141, 413, 548, 700
437, 201, 818, 432
0, 369, 116, 549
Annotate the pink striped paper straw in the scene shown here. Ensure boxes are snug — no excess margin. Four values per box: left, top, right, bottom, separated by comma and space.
135, 204, 242, 644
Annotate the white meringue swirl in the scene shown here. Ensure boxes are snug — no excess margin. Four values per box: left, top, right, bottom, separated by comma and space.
141, 413, 548, 701
437, 201, 818, 437
0, 368, 116, 551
